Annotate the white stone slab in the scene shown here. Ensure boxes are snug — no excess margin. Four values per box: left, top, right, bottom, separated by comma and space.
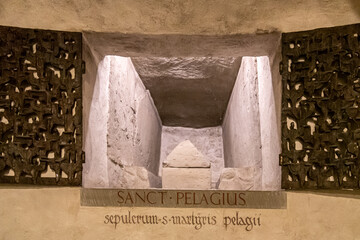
162, 168, 211, 189
218, 167, 262, 190
109, 166, 161, 189
222, 57, 262, 169
163, 140, 210, 168
107, 56, 162, 175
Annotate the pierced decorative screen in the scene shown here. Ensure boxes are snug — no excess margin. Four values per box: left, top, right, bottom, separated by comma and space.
280, 24, 360, 189
0, 26, 83, 185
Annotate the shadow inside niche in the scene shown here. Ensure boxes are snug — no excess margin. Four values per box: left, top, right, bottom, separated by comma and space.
349, 0, 360, 16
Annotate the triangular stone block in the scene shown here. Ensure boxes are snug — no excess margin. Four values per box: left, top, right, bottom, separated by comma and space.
163, 140, 210, 168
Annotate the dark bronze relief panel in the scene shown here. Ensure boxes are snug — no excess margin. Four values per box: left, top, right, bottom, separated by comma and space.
0, 26, 83, 185
280, 24, 360, 189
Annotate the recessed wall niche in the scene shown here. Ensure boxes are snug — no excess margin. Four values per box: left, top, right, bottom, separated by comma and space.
82, 32, 282, 190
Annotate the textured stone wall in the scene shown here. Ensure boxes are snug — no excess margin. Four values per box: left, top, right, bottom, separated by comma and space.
82, 54, 162, 188
223, 57, 262, 170
106, 57, 161, 174
257, 56, 282, 190
106, 56, 162, 188
222, 56, 281, 190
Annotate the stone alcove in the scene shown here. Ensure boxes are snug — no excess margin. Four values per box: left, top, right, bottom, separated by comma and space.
82, 32, 282, 190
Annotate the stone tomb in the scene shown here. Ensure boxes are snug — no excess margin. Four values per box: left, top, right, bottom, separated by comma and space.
82, 33, 282, 190
162, 140, 211, 189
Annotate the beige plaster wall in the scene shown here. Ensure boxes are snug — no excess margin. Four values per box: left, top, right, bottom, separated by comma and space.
0, 0, 359, 34
0, 187, 360, 239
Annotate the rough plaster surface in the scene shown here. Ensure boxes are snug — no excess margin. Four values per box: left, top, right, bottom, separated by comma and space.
160, 126, 224, 187
131, 57, 241, 127
83, 33, 281, 60
1, 0, 359, 35
218, 167, 262, 190
163, 140, 210, 168
1, 187, 360, 239
162, 168, 211, 190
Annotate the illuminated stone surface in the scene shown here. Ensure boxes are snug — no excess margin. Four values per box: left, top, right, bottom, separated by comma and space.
218, 167, 262, 190
163, 140, 210, 168
162, 140, 211, 189
160, 126, 224, 188
82, 54, 162, 188
162, 168, 211, 190
109, 166, 161, 189
222, 57, 281, 190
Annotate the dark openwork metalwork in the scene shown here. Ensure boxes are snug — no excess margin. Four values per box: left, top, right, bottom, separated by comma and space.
0, 26, 83, 185
280, 24, 360, 189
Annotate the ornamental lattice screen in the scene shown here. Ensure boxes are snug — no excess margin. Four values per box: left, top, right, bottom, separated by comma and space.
280, 23, 360, 189
0, 26, 84, 185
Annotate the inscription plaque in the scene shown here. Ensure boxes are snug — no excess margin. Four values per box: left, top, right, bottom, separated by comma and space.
81, 189, 287, 209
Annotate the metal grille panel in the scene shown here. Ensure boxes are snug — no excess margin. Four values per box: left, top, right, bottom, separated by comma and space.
0, 26, 83, 185
280, 24, 360, 189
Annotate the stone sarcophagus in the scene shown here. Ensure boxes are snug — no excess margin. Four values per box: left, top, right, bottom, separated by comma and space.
162, 140, 212, 189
